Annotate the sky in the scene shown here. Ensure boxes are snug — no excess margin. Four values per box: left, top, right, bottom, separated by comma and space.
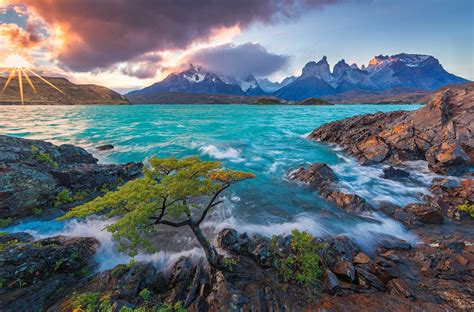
0, 0, 472, 93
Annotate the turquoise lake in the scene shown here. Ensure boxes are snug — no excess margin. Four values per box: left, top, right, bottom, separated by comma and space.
1, 104, 434, 270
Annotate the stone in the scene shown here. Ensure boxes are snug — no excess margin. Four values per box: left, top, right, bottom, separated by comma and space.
323, 269, 340, 294
405, 203, 444, 224
0, 135, 142, 220
355, 266, 386, 291
382, 166, 410, 180
331, 261, 356, 282
354, 252, 370, 264
308, 85, 474, 176
97, 144, 114, 151
447, 241, 466, 253
387, 278, 414, 299
0, 235, 99, 311
287, 162, 338, 188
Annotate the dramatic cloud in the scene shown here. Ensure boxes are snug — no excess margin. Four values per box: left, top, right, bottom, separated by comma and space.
120, 54, 163, 79
6, 0, 342, 72
186, 43, 289, 77
0, 23, 40, 49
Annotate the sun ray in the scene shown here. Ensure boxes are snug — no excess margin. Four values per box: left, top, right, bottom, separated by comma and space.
26, 68, 65, 94
2, 68, 17, 94
21, 68, 37, 93
17, 68, 24, 105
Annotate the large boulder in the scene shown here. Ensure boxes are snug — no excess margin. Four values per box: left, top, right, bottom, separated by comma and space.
0, 135, 142, 220
288, 163, 373, 214
0, 235, 99, 311
309, 83, 474, 175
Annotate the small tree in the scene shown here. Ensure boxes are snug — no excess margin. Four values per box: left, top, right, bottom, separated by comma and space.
58, 156, 255, 268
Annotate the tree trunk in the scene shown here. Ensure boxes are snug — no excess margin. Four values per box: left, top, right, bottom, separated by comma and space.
189, 222, 221, 268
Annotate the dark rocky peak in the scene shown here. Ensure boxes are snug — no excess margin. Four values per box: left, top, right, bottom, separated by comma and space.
333, 59, 351, 77
317, 55, 329, 65
350, 63, 359, 69
301, 56, 332, 81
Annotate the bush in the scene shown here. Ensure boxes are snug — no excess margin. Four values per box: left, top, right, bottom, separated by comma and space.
139, 288, 151, 302
31, 146, 59, 168
0, 218, 12, 228
270, 229, 323, 286
458, 202, 474, 218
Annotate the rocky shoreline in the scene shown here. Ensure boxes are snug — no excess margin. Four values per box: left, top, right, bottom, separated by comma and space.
0, 84, 473, 311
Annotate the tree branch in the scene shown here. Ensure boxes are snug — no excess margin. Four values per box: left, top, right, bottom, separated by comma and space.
196, 183, 229, 225
157, 219, 191, 227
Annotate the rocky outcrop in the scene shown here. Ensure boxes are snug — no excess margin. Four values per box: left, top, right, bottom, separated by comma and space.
288, 163, 373, 214
309, 83, 474, 176
0, 135, 142, 220
0, 235, 99, 311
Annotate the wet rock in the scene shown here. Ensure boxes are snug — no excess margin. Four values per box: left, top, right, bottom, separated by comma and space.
0, 135, 142, 220
309, 85, 474, 176
382, 166, 410, 180
97, 144, 114, 151
217, 228, 249, 253
0, 232, 33, 244
326, 191, 373, 213
51, 162, 142, 190
353, 252, 370, 264
323, 269, 340, 294
387, 278, 414, 299
0, 164, 56, 219
405, 203, 444, 224
289, 163, 373, 214
447, 241, 466, 253
288, 162, 338, 188
375, 235, 411, 252
0, 235, 99, 311
331, 261, 356, 282
355, 266, 386, 291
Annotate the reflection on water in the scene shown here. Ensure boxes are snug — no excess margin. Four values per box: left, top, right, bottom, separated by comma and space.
1, 104, 426, 270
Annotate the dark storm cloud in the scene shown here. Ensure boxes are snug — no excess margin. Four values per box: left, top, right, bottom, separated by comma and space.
187, 43, 289, 77
15, 0, 342, 72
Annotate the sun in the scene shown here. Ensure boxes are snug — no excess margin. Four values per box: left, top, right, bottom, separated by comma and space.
3, 54, 30, 68
1, 54, 65, 104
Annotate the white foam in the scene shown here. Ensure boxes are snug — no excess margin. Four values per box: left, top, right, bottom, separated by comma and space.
199, 144, 244, 162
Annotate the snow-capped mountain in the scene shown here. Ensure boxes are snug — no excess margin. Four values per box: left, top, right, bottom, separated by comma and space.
258, 76, 297, 93
273, 54, 468, 100
127, 65, 266, 97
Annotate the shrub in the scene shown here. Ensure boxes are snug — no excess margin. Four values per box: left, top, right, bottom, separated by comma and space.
458, 202, 474, 218
270, 229, 323, 286
139, 288, 151, 302
31, 146, 58, 168
0, 218, 12, 228
72, 292, 101, 312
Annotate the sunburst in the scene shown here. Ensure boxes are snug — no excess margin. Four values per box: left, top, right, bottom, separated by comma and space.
1, 54, 65, 104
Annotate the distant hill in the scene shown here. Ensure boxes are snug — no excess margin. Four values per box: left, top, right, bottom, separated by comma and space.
0, 76, 129, 105
126, 91, 277, 104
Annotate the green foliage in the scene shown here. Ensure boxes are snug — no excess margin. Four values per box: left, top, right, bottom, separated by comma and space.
223, 257, 239, 271
32, 208, 42, 215
58, 156, 254, 257
54, 189, 90, 207
270, 229, 323, 286
156, 302, 187, 312
458, 202, 474, 218
71, 291, 107, 312
0, 218, 12, 228
0, 238, 20, 252
31, 146, 59, 168
139, 288, 151, 302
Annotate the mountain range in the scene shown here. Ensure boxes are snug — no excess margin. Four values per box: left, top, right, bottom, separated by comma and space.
126, 53, 468, 102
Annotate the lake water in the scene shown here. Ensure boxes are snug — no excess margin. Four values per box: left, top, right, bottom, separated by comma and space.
1, 104, 434, 270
